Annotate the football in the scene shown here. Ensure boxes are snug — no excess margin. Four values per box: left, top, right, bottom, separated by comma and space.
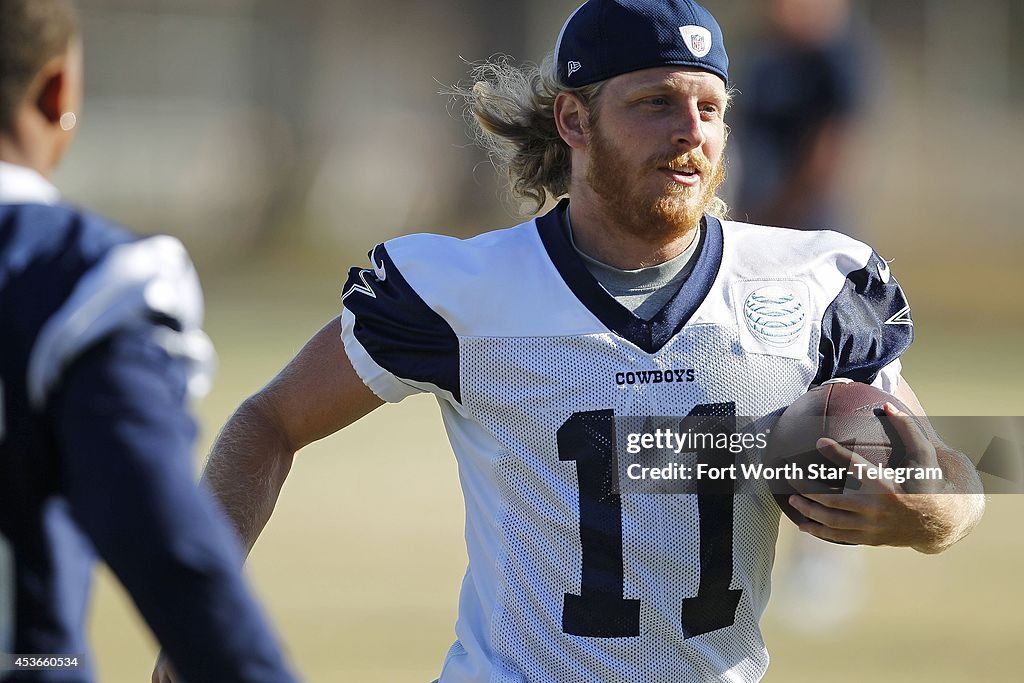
764, 379, 913, 527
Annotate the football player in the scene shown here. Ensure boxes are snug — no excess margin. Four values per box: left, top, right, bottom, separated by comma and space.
0, 1, 298, 681
153, 1, 984, 681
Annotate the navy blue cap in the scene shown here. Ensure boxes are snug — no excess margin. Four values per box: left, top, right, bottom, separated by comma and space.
555, 0, 729, 87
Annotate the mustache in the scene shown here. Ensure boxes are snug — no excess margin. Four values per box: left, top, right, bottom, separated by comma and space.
652, 150, 713, 175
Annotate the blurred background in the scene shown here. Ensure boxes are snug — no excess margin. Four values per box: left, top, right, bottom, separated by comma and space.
56, 0, 1024, 681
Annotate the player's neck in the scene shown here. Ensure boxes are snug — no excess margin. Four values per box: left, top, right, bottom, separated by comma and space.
0, 124, 58, 179
566, 196, 701, 270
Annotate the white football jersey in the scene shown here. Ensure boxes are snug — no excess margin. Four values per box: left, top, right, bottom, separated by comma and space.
340, 201, 912, 683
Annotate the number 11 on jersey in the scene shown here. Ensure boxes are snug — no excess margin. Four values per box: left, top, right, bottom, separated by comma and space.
557, 403, 742, 639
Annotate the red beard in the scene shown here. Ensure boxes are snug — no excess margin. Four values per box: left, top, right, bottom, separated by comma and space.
585, 123, 727, 242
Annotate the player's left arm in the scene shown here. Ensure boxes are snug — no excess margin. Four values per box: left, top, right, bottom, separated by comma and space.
790, 379, 985, 553
888, 380, 986, 552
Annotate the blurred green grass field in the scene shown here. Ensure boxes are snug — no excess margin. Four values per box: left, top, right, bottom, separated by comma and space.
86, 252, 1024, 682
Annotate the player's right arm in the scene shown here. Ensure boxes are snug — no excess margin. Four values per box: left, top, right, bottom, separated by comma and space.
202, 236, 462, 554
200, 316, 383, 555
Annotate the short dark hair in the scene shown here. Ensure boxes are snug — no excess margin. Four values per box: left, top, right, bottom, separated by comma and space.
0, 0, 78, 133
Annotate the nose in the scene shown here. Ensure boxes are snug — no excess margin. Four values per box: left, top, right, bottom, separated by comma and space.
672, 101, 706, 152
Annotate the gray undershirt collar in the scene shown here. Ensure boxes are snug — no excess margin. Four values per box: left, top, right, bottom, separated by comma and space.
563, 209, 702, 321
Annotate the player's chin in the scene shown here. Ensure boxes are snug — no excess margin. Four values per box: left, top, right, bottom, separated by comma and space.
657, 188, 702, 215
661, 183, 704, 208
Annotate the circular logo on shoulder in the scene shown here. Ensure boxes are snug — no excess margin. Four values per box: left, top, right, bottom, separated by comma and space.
743, 286, 806, 348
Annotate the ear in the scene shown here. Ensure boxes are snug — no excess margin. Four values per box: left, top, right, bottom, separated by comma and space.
554, 92, 591, 151
35, 67, 66, 126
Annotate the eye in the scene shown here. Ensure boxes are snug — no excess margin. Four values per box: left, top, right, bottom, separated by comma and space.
646, 96, 670, 107
699, 102, 723, 119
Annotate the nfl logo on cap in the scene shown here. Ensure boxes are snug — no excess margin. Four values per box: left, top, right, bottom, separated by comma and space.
555, 0, 729, 87
680, 25, 713, 58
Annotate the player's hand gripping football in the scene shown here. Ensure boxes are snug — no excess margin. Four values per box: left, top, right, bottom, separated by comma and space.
786, 403, 955, 551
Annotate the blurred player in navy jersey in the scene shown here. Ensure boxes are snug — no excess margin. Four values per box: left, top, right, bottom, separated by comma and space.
0, 1, 299, 681
731, 0, 866, 233
153, 1, 984, 681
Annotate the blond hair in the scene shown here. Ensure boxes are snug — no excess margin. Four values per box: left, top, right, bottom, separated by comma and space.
447, 53, 602, 215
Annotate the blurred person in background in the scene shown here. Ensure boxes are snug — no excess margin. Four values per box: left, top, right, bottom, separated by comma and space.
152, 1, 983, 681
730, 0, 866, 234
730, 0, 872, 629
0, 1, 299, 681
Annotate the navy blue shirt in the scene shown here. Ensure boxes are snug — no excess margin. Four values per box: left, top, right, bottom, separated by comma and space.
0, 201, 297, 682
732, 30, 864, 229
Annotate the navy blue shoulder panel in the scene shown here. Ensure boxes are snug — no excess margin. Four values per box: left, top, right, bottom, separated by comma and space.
341, 243, 460, 402
1, 203, 136, 356
1, 204, 137, 422
0, 203, 134, 265
814, 250, 913, 385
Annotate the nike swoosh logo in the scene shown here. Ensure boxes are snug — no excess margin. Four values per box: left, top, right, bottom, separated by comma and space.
371, 247, 386, 282
877, 258, 891, 283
